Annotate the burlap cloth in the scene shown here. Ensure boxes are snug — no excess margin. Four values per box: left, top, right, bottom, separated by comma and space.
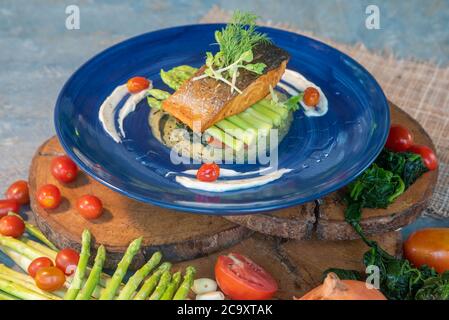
201, 6, 449, 219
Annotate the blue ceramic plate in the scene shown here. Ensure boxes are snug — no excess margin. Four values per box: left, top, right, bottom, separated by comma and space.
54, 24, 389, 214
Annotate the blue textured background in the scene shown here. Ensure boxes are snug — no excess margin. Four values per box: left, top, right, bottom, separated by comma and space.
0, 0, 448, 249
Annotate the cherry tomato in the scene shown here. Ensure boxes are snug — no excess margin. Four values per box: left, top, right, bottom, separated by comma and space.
196, 163, 220, 182
28, 257, 54, 278
385, 125, 413, 152
215, 253, 278, 300
408, 144, 438, 171
35, 266, 66, 292
404, 228, 449, 273
56, 248, 79, 275
51, 156, 78, 183
37, 184, 62, 210
127, 77, 150, 93
0, 199, 20, 218
303, 87, 320, 107
5, 180, 30, 205
76, 195, 103, 220
0, 215, 25, 238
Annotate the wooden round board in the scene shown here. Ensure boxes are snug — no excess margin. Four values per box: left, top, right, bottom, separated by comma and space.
174, 231, 402, 300
28, 138, 252, 269
225, 102, 439, 240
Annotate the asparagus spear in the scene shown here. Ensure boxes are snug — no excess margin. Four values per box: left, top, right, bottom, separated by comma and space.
117, 251, 162, 300
160, 271, 182, 300
0, 235, 42, 260
0, 246, 32, 271
8, 212, 58, 250
0, 290, 18, 300
173, 266, 196, 300
0, 273, 61, 300
64, 229, 91, 300
99, 237, 142, 300
0, 264, 66, 298
0, 277, 50, 300
149, 271, 171, 300
76, 245, 106, 300
133, 262, 171, 300
20, 238, 57, 260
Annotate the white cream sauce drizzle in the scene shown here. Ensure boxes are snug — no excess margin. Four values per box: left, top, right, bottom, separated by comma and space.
98, 81, 151, 143
165, 166, 274, 178
118, 87, 152, 137
175, 168, 292, 192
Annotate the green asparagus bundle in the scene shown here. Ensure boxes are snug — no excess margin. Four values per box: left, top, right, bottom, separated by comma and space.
133, 262, 171, 300
160, 271, 182, 300
117, 251, 162, 300
76, 245, 106, 300
64, 229, 91, 300
100, 237, 142, 300
173, 266, 196, 300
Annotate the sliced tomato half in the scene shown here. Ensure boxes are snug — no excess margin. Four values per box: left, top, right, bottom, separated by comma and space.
215, 253, 278, 300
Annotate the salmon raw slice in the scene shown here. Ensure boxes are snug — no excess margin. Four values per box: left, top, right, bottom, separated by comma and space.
162, 43, 290, 132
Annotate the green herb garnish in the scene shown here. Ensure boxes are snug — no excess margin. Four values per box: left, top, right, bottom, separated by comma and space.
193, 11, 271, 93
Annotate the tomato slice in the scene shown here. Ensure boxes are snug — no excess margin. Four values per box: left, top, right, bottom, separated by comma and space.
196, 163, 220, 182
303, 87, 320, 107
127, 77, 150, 93
215, 253, 278, 300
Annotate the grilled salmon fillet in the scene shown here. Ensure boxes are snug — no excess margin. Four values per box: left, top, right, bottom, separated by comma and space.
162, 43, 290, 132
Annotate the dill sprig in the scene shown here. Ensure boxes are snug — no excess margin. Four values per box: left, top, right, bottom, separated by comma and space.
214, 11, 271, 68
193, 11, 271, 93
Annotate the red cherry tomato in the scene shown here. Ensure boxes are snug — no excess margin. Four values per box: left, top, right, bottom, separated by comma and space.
303, 87, 320, 107
0, 215, 25, 238
127, 77, 150, 93
5, 180, 30, 205
385, 125, 413, 152
37, 184, 62, 210
215, 253, 278, 300
196, 163, 220, 182
0, 199, 20, 218
35, 267, 66, 292
28, 257, 54, 278
56, 248, 80, 275
408, 144, 438, 171
76, 195, 103, 220
51, 156, 78, 183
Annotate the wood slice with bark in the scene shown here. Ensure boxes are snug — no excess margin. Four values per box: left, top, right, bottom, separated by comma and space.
28, 137, 253, 269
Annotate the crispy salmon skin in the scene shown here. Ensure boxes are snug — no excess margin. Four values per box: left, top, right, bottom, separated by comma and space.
162, 43, 290, 131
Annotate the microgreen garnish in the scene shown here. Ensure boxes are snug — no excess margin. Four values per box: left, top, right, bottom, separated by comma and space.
269, 85, 304, 112
193, 11, 271, 93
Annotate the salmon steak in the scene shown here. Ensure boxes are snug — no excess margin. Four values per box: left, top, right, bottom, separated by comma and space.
162, 43, 290, 132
